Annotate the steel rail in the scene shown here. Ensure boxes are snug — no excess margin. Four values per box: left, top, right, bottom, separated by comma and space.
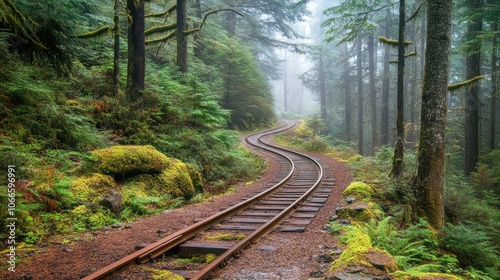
191, 120, 324, 279
82, 121, 298, 280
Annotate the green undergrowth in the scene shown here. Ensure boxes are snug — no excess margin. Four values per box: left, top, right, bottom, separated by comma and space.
277, 119, 500, 280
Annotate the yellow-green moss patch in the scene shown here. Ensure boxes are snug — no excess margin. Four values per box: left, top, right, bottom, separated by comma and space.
68, 173, 117, 203
145, 268, 185, 280
133, 159, 200, 199
204, 233, 245, 241
332, 226, 398, 273
92, 145, 171, 175
332, 226, 373, 271
392, 271, 464, 280
337, 203, 379, 223
344, 181, 375, 199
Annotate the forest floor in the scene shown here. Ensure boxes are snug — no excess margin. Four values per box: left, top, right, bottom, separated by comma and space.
1, 125, 353, 280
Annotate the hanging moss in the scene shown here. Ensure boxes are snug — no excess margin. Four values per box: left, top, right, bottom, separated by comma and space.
91, 145, 171, 176
76, 26, 113, 38
379, 36, 412, 47
447, 76, 485, 92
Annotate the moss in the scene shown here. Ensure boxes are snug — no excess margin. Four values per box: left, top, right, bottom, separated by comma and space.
344, 181, 375, 199
332, 226, 398, 273
68, 173, 118, 203
333, 227, 371, 270
337, 203, 380, 222
71, 205, 111, 231
92, 145, 171, 176
392, 271, 463, 280
145, 268, 185, 280
204, 233, 245, 241
133, 159, 200, 199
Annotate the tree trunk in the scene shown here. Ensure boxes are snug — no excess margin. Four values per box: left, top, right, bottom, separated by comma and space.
368, 33, 377, 153
343, 45, 352, 142
283, 50, 288, 112
126, 0, 145, 101
113, 0, 120, 96
381, 10, 391, 146
357, 37, 364, 155
176, 0, 188, 72
390, 0, 406, 178
464, 0, 482, 176
415, 0, 452, 230
490, 23, 498, 150
319, 48, 327, 123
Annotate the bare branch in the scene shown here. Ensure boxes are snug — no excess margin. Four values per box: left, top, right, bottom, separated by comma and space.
145, 31, 176, 45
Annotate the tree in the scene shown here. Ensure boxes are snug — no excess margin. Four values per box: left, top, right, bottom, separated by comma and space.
176, 0, 188, 72
380, 10, 392, 146
490, 23, 498, 150
463, 0, 483, 176
390, 0, 406, 178
357, 37, 364, 155
126, 0, 145, 101
414, 0, 453, 230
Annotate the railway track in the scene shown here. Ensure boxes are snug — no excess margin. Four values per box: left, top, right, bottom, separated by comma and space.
83, 120, 336, 280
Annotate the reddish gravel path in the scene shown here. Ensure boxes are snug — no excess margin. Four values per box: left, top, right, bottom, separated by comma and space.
0, 125, 352, 280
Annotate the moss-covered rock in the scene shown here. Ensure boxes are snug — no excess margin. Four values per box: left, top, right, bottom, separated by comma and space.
343, 181, 375, 199
133, 159, 199, 199
68, 173, 118, 203
331, 226, 398, 274
337, 202, 381, 223
92, 145, 171, 176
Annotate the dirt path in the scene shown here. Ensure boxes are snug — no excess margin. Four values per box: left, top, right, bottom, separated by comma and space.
1, 128, 352, 280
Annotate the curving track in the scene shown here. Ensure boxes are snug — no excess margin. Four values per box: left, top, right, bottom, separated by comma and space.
82, 120, 336, 280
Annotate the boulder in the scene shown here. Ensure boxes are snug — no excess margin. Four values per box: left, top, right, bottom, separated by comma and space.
100, 193, 122, 216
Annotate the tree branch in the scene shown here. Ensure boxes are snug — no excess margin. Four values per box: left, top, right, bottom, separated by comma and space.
145, 4, 176, 17
145, 23, 177, 36
407, 1, 423, 22
448, 76, 485, 91
76, 26, 114, 38
184, 8, 244, 35
145, 31, 176, 45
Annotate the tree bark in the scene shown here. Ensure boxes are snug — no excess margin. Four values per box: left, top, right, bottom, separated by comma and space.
415, 0, 452, 230
176, 0, 188, 72
390, 0, 406, 178
381, 10, 391, 146
283, 49, 288, 112
126, 0, 145, 101
357, 37, 364, 155
113, 0, 121, 96
464, 0, 482, 176
490, 23, 498, 150
368, 33, 378, 153
343, 44, 352, 142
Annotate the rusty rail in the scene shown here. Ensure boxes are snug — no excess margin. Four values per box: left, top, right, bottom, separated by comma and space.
82, 121, 305, 280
